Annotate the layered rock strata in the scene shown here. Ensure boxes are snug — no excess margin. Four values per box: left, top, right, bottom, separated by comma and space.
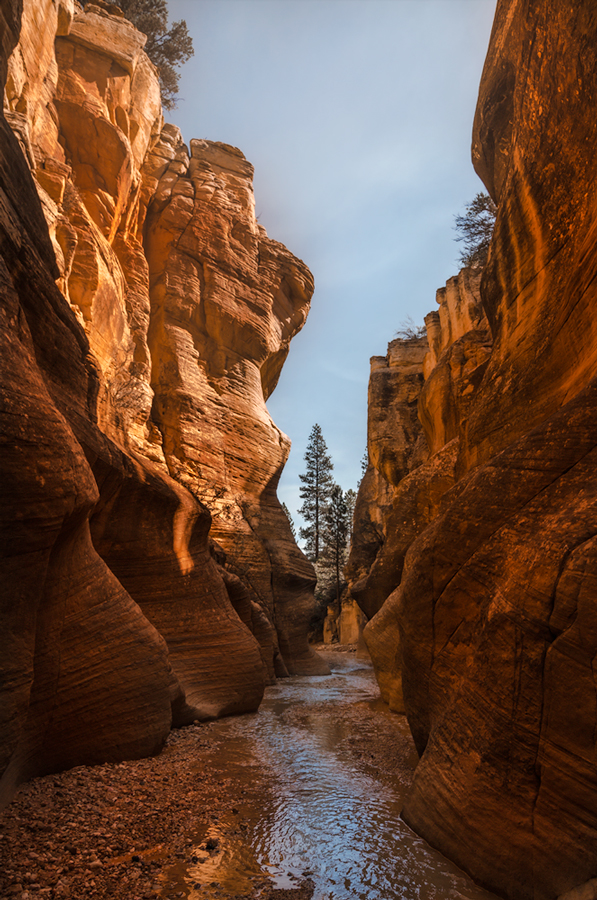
143, 132, 327, 676
0, 0, 324, 806
349, 2, 597, 898
346, 336, 431, 625
346, 271, 488, 709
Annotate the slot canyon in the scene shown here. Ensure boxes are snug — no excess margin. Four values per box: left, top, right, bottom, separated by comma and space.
1, 2, 596, 900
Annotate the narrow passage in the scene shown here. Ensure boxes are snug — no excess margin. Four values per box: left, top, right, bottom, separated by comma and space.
162, 649, 499, 900
0, 650, 501, 900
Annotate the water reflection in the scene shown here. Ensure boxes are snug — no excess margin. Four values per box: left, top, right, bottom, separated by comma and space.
164, 652, 498, 900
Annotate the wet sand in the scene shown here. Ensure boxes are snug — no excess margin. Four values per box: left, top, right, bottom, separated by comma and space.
0, 647, 475, 900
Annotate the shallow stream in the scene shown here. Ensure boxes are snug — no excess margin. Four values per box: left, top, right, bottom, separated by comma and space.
161, 651, 498, 900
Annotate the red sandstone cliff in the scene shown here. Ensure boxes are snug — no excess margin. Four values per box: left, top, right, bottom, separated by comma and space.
0, 0, 325, 808
348, 3, 597, 898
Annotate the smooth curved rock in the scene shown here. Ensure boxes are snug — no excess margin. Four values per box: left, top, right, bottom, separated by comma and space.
1, 0, 325, 808
144, 133, 328, 676
0, 106, 173, 808
351, 2, 597, 898
559, 880, 597, 900
86, 438, 266, 722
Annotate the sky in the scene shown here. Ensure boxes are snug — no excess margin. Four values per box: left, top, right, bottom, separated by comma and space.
167, 0, 498, 532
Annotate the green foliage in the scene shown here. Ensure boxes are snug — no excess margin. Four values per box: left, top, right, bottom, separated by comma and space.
344, 488, 357, 544
319, 484, 350, 604
359, 449, 369, 486
282, 502, 296, 539
454, 191, 497, 268
297, 430, 357, 634
298, 424, 334, 562
108, 0, 194, 109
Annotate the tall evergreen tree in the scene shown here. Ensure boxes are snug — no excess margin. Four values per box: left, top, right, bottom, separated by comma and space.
298, 424, 334, 561
344, 488, 357, 545
358, 448, 369, 487
104, 0, 194, 109
320, 485, 350, 604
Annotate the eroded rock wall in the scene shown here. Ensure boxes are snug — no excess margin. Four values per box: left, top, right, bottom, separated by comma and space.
347, 272, 486, 709
346, 337, 429, 627
0, 0, 175, 808
349, 3, 597, 898
143, 133, 327, 675
0, 0, 324, 806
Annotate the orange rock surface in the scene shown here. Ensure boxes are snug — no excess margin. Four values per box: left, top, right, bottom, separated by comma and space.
349, 2, 597, 898
346, 275, 486, 706
346, 336, 431, 625
0, 0, 325, 806
143, 133, 328, 676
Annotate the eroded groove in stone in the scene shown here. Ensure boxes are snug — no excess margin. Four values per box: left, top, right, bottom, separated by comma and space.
347, 3, 597, 898
0, 0, 326, 808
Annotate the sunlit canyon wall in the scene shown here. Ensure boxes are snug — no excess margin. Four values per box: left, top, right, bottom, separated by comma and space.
0, 0, 328, 809
347, 2, 597, 899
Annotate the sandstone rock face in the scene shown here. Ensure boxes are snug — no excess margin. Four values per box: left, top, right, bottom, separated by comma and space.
322, 596, 365, 645
346, 313, 480, 710
0, 56, 173, 809
1, 0, 323, 805
350, 2, 597, 898
143, 133, 328, 676
346, 337, 430, 623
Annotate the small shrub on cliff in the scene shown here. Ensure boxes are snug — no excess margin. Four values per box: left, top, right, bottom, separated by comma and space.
454, 191, 497, 268
395, 316, 426, 340
106, 0, 194, 109
282, 502, 297, 539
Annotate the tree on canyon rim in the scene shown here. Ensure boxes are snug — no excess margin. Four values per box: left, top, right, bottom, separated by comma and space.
298, 424, 335, 562
395, 315, 426, 340
101, 0, 194, 109
454, 191, 497, 268
282, 503, 297, 539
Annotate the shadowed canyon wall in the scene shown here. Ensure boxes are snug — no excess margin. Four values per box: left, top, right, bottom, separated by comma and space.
348, 3, 597, 899
0, 0, 326, 808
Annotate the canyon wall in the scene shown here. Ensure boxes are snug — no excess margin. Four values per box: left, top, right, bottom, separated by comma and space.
0, 0, 325, 808
348, 2, 597, 899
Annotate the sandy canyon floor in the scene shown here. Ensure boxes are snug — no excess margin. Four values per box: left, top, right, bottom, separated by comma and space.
0, 647, 489, 900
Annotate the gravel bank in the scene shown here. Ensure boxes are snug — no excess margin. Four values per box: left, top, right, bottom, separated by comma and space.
0, 649, 416, 900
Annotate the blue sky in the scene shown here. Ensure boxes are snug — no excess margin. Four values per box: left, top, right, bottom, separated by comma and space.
167, 0, 497, 532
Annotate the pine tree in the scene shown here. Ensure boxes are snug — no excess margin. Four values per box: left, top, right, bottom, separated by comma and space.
105, 0, 194, 109
454, 192, 497, 268
358, 448, 369, 486
298, 424, 334, 562
344, 488, 357, 545
282, 502, 296, 539
320, 485, 350, 604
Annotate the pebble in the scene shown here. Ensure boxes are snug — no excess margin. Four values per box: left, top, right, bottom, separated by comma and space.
0, 656, 395, 900
0, 727, 233, 900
